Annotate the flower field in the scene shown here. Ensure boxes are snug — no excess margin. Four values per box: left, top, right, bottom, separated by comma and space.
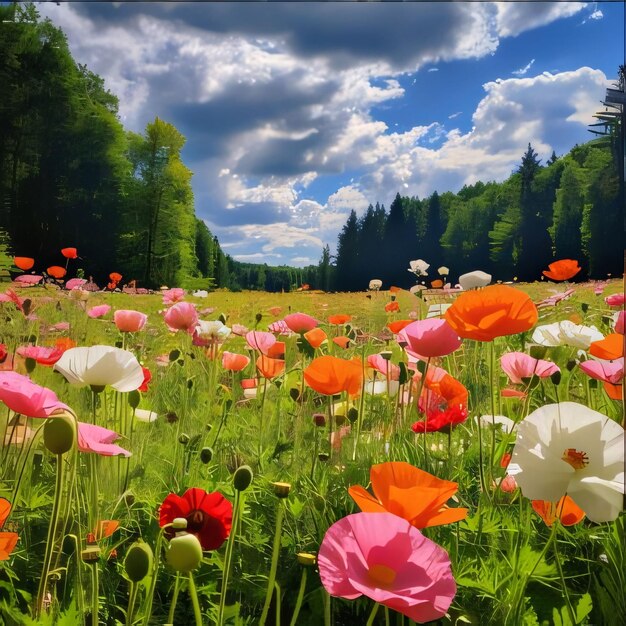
0, 273, 624, 625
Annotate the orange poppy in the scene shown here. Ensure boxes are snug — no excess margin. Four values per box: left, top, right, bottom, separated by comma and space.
333, 336, 351, 349
47, 266, 66, 279
603, 382, 623, 401
328, 314, 352, 325
542, 259, 581, 282
430, 279, 444, 289
387, 319, 413, 334
444, 284, 538, 342
304, 355, 362, 396
61, 247, 78, 259
349, 462, 468, 529
94, 519, 120, 540
589, 333, 623, 360
54, 337, 76, 351
0, 532, 18, 560
14, 257, 34, 271
304, 327, 327, 349
256, 355, 285, 380
385, 301, 400, 313
389, 286, 402, 294
109, 272, 123, 283
531, 495, 585, 527
0, 498, 10, 527
266, 341, 285, 359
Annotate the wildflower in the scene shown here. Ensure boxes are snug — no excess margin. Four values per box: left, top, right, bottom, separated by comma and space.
385, 301, 400, 313
87, 304, 111, 319
304, 327, 327, 349
408, 259, 430, 277
0, 372, 69, 417
318, 512, 456, 623
398, 319, 461, 358
17, 345, 65, 366
77, 422, 131, 457
162, 288, 185, 305
411, 373, 468, 433
134, 408, 158, 423
222, 352, 250, 372
256, 355, 285, 380
14, 257, 34, 271
159, 488, 232, 551
304, 356, 362, 396
500, 352, 560, 385
531, 495, 585, 527
114, 310, 148, 333
589, 334, 623, 360
349, 462, 467, 528
284, 312, 319, 333
458, 270, 491, 290
47, 266, 66, 279
368, 279, 383, 291
604, 293, 624, 307
507, 402, 624, 523
61, 247, 78, 259
245, 330, 276, 354
532, 320, 603, 350
164, 302, 199, 334
328, 314, 351, 325
542, 259, 581, 281
193, 320, 231, 346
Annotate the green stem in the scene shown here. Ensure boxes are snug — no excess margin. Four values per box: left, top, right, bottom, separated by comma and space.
366, 601, 380, 626
289, 568, 308, 626
91, 561, 100, 626
126, 581, 138, 626
168, 572, 182, 624
188, 572, 203, 626
323, 589, 331, 626
218, 489, 241, 625
553, 526, 577, 625
258, 501, 285, 626
36, 453, 65, 619
142, 525, 170, 626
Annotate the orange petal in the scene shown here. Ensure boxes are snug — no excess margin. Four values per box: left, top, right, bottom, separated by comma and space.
0, 532, 18, 560
590, 334, 623, 360
348, 485, 387, 514
0, 498, 10, 528
603, 382, 623, 401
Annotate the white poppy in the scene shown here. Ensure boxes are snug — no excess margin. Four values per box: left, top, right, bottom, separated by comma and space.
438, 266, 450, 277
458, 270, 491, 290
135, 409, 158, 423
195, 320, 231, 343
531, 320, 603, 350
369, 279, 383, 291
193, 290, 209, 298
507, 402, 624, 523
364, 380, 400, 397
408, 259, 429, 276
478, 414, 516, 434
54, 346, 144, 392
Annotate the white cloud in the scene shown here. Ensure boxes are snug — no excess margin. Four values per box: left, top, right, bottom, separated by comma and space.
448, 112, 462, 119
512, 59, 535, 77
494, 2, 586, 38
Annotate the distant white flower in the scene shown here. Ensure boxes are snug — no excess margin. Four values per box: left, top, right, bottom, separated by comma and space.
531, 320, 603, 350
507, 402, 624, 523
193, 290, 209, 298
369, 279, 383, 291
458, 270, 491, 290
53, 346, 144, 392
194, 320, 231, 346
478, 414, 516, 434
364, 380, 400, 396
437, 266, 450, 277
408, 259, 429, 276
135, 409, 158, 423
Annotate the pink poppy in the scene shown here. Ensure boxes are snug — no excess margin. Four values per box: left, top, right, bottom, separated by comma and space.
605, 293, 625, 307
162, 288, 186, 306
87, 304, 111, 319
0, 371, 69, 417
330, 425, 351, 451
164, 302, 198, 334
283, 312, 319, 334
240, 378, 258, 390
245, 330, 276, 355
501, 388, 527, 399
269, 306, 282, 317
65, 278, 87, 290
231, 323, 249, 336
398, 319, 461, 359
49, 322, 70, 332
114, 310, 148, 333
222, 352, 250, 372
268, 320, 292, 335
500, 352, 560, 385
16, 345, 65, 366
318, 512, 456, 623
536, 288, 575, 308
498, 475, 518, 493
0, 289, 24, 313
615, 311, 625, 335
199, 307, 216, 316
14, 275, 43, 286
578, 358, 624, 385
367, 354, 400, 381
77, 422, 131, 457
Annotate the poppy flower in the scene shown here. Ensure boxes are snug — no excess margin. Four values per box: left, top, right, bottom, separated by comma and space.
268, 320, 292, 335
411, 373, 468, 433
0, 371, 69, 417
162, 287, 186, 305
536, 288, 575, 308
349, 462, 468, 528
532, 320, 603, 350
16, 345, 65, 366
318, 512, 456, 623
222, 351, 250, 372
114, 310, 148, 333
138, 367, 152, 392
245, 331, 276, 355
430, 279, 444, 289
135, 409, 158, 423
269, 306, 282, 317
65, 278, 87, 290
531, 496, 585, 527
367, 354, 400, 380
542, 259, 581, 282
387, 319, 413, 334
304, 355, 363, 396
0, 289, 24, 313
333, 336, 351, 349
54, 346, 144, 392
589, 334, 623, 360
256, 355, 285, 380
408, 259, 430, 277
266, 341, 285, 359
77, 422, 130, 457
109, 272, 123, 283
578, 358, 624, 385
605, 293, 625, 307
193, 320, 231, 346
384, 301, 400, 313
444, 285, 537, 342
458, 270, 491, 290
304, 327, 327, 349
0, 500, 18, 561
164, 302, 199, 334
61, 247, 78, 259
614, 311, 625, 335
398, 319, 461, 358
87, 304, 111, 319
438, 266, 450, 277
14, 274, 42, 286
0, 344, 7, 364
93, 520, 120, 540
284, 312, 319, 333
328, 314, 351, 325
0, 498, 10, 527
14, 257, 34, 271
500, 352, 560, 385
369, 279, 383, 291
47, 266, 67, 279
159, 488, 232, 551
507, 402, 624, 523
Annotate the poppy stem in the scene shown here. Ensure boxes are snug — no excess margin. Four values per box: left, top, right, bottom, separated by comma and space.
188, 572, 203, 626
142, 524, 171, 626
91, 553, 100, 625
289, 567, 307, 626
126, 581, 138, 626
552, 524, 577, 625
365, 601, 380, 626
217, 488, 241, 626
167, 572, 181, 624
258, 500, 285, 626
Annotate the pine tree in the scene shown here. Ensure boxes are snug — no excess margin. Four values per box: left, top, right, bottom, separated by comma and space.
335, 210, 360, 291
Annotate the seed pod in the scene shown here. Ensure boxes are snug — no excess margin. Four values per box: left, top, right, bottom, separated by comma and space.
178, 433, 190, 445
233, 465, 253, 491
550, 370, 562, 385
44, 412, 76, 455
166, 532, 203, 573
128, 390, 140, 410
272, 482, 291, 498
124, 540, 154, 582
199, 447, 213, 464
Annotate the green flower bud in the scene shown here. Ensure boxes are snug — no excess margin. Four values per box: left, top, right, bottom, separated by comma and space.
44, 412, 76, 455
550, 370, 562, 385
124, 540, 154, 582
178, 433, 190, 445
128, 390, 140, 410
233, 465, 253, 491
166, 533, 203, 573
199, 447, 213, 464
272, 482, 291, 498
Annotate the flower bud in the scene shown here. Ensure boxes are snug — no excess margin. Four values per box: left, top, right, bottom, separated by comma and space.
178, 433, 190, 445
272, 482, 291, 498
550, 370, 561, 385
166, 532, 203, 573
297, 552, 317, 567
25, 357, 36, 373
529, 345, 547, 360
199, 447, 213, 464
312, 413, 326, 427
44, 412, 76, 455
81, 544, 101, 564
124, 540, 153, 582
233, 465, 254, 491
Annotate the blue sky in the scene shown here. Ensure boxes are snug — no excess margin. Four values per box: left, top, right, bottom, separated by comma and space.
38, 1, 624, 267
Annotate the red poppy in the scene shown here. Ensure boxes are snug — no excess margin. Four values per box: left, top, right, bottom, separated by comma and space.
47, 266, 66, 279
159, 488, 232, 550
385, 301, 400, 313
411, 373, 468, 433
109, 272, 123, 283
430, 279, 444, 289
0, 498, 18, 561
94, 520, 120, 540
0, 344, 7, 364
138, 367, 152, 392
542, 259, 581, 282
589, 334, 623, 360
14, 257, 34, 271
61, 247, 78, 259
266, 341, 285, 359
